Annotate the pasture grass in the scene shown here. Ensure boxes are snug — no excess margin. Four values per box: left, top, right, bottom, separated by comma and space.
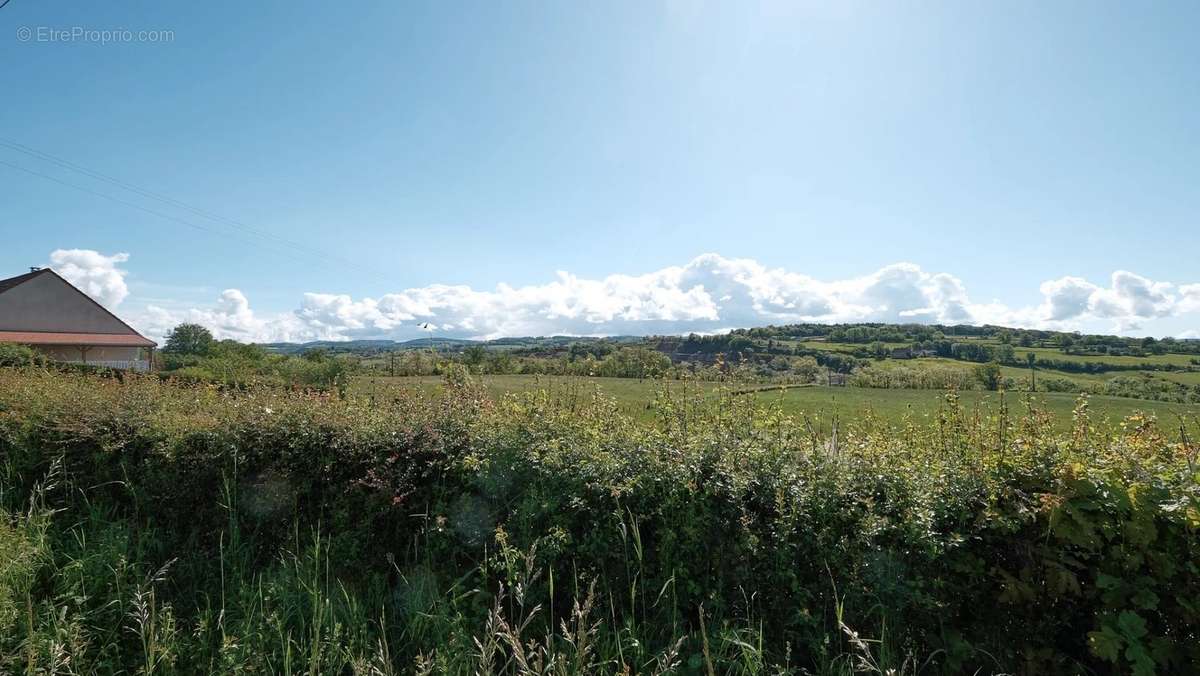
355, 374, 1199, 431
1156, 370, 1200, 386
1004, 345, 1197, 367
751, 385, 1195, 432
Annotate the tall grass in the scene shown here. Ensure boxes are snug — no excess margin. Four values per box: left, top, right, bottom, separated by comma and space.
0, 367, 1197, 674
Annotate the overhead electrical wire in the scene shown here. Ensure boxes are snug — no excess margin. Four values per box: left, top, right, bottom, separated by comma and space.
0, 138, 340, 263
0, 158, 348, 277
0, 138, 399, 286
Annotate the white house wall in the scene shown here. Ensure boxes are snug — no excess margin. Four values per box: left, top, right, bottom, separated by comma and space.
34, 345, 150, 371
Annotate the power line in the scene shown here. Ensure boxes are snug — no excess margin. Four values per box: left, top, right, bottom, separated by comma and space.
0, 158, 362, 276
0, 138, 399, 285
0, 138, 336, 262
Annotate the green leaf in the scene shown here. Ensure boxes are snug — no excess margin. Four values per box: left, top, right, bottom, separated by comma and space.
1117, 610, 1148, 640
1088, 626, 1123, 663
1131, 588, 1159, 611
1125, 642, 1157, 676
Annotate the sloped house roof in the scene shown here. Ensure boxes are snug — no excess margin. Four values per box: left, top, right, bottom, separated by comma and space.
0, 268, 155, 348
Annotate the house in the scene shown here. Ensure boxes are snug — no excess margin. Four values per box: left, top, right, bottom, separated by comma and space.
0, 267, 156, 370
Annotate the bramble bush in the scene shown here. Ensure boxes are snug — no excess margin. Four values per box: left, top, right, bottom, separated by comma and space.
0, 368, 1197, 674
158, 338, 356, 392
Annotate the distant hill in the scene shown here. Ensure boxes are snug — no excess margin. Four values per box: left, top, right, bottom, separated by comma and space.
256, 325, 1200, 360
258, 334, 648, 354
259, 338, 477, 355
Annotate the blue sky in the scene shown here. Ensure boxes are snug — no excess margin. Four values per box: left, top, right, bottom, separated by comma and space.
2, 0, 1198, 341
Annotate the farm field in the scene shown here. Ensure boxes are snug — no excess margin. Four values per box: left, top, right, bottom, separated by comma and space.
801, 344, 1199, 398
1005, 345, 1198, 367
1153, 370, 1200, 386
354, 373, 743, 409
354, 374, 1199, 430
867, 355, 1113, 387
751, 384, 1196, 429
355, 374, 779, 421
256, 322, 1200, 411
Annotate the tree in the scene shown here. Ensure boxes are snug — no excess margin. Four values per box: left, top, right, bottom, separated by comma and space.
485, 350, 516, 375
163, 323, 214, 355
597, 347, 671, 379
974, 362, 1003, 391
791, 356, 821, 383
869, 340, 887, 359
992, 343, 1016, 364
727, 336, 753, 353
462, 345, 487, 370
1142, 336, 1166, 355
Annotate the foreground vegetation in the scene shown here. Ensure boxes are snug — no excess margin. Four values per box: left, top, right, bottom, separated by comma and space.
1, 367, 1198, 674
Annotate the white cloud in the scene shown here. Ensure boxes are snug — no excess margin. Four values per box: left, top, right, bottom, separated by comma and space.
1090, 271, 1175, 322
1038, 276, 1098, 321
1037, 270, 1186, 331
1178, 284, 1200, 314
186, 289, 263, 341
121, 255, 1028, 342
54, 250, 1200, 342
48, 249, 130, 308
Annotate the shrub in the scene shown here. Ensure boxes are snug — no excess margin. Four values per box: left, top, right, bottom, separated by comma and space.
0, 369, 1196, 674
0, 343, 46, 367
973, 361, 1003, 390
595, 346, 672, 379
1039, 376, 1080, 393
1093, 375, 1199, 403
850, 363, 976, 390
158, 342, 356, 393
163, 365, 216, 383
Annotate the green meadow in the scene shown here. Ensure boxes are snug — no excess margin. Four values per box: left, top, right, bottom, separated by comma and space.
354, 374, 1198, 431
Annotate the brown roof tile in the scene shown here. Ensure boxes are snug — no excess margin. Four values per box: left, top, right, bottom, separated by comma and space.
0, 331, 156, 347
0, 268, 50, 294
0, 268, 156, 346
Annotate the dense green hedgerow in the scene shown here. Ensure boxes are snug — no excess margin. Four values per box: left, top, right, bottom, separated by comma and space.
0, 368, 1197, 674
0, 343, 46, 367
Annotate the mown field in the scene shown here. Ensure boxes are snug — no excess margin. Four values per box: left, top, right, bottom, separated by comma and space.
2, 367, 1198, 675
1009, 345, 1198, 368
355, 374, 1199, 431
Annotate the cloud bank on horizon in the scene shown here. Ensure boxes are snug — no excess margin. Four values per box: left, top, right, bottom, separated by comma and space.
46, 249, 1200, 343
